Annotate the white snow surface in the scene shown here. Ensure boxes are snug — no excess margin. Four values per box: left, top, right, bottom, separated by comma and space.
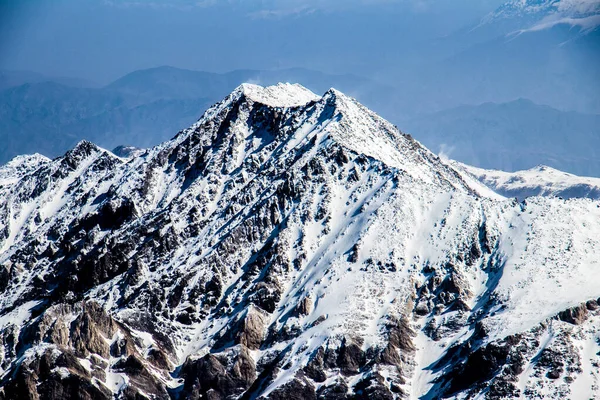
0, 153, 50, 186
240, 82, 321, 108
454, 161, 600, 200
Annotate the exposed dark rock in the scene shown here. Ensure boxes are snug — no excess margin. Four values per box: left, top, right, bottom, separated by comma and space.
347, 244, 360, 263
266, 377, 316, 400
537, 349, 565, 380
237, 310, 267, 350
113, 355, 169, 398
0, 266, 9, 292
249, 281, 282, 314
303, 348, 327, 383
213, 308, 266, 350
352, 373, 393, 400
317, 380, 349, 400
37, 373, 112, 400
180, 346, 256, 399
585, 300, 599, 311
0, 348, 112, 400
487, 379, 520, 399
119, 385, 151, 400
294, 297, 313, 317
558, 304, 588, 325
76, 198, 137, 232
414, 301, 429, 316
147, 347, 172, 370
445, 342, 510, 395
337, 339, 366, 375
110, 337, 137, 358
70, 303, 116, 358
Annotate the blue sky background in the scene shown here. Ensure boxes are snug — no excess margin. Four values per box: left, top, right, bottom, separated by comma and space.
0, 0, 506, 84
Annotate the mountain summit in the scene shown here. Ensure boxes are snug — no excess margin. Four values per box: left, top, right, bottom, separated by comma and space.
1, 84, 599, 399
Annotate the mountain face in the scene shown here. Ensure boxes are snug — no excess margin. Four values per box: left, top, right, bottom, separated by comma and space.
454, 162, 600, 201
1, 84, 599, 400
403, 98, 600, 177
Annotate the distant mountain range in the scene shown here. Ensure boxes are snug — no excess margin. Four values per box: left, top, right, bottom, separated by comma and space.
0, 69, 97, 91
2, 2, 600, 176
387, 0, 600, 120
2, 1, 599, 174
403, 98, 600, 177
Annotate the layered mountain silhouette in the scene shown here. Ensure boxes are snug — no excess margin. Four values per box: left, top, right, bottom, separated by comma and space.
403, 98, 600, 176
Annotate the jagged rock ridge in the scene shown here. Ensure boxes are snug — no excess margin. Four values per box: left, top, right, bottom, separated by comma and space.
1, 83, 599, 399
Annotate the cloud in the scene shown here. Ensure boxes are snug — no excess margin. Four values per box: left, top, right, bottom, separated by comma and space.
102, 0, 436, 19
104, 0, 407, 13
554, 0, 600, 16
102, 0, 220, 10
249, 6, 316, 19
510, 13, 600, 36
529, 14, 600, 31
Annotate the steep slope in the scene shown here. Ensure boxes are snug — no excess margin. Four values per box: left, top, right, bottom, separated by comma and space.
0, 154, 51, 187
454, 162, 600, 200
0, 84, 599, 400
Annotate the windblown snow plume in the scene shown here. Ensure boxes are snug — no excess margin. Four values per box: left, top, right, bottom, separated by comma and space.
0, 83, 599, 399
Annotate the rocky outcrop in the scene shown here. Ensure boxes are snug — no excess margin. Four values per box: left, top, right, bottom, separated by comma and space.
0, 301, 172, 400
180, 346, 256, 399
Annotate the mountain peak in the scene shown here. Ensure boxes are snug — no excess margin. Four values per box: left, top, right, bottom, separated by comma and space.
455, 160, 600, 200
179, 83, 469, 190
64, 140, 102, 159
237, 82, 321, 108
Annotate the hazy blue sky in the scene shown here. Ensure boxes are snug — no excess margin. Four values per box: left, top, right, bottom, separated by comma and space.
0, 0, 505, 83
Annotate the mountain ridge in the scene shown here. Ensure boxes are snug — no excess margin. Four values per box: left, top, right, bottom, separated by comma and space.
403, 98, 600, 176
453, 161, 600, 200
0, 67, 400, 166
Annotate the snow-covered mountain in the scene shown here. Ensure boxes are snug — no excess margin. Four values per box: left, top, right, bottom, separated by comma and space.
455, 162, 600, 200
1, 83, 599, 400
481, 0, 600, 29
